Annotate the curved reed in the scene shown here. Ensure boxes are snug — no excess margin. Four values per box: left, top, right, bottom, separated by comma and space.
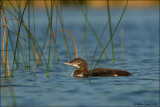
44, 29, 78, 58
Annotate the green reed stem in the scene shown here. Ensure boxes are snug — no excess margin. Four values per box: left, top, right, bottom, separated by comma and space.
28, 0, 31, 67
11, 0, 29, 77
8, 81, 17, 106
6, 0, 20, 67
47, 0, 54, 77
91, 12, 112, 69
121, 28, 124, 60
81, 1, 88, 59
32, 0, 37, 67
56, 3, 72, 60
7, 0, 18, 15
107, 0, 115, 63
89, 0, 129, 81
54, 3, 60, 63
8, 17, 47, 73
42, 0, 49, 53
2, 84, 11, 106
77, 0, 109, 61
44, 0, 60, 65
22, 27, 29, 66
4, 4, 30, 68
5, 13, 18, 67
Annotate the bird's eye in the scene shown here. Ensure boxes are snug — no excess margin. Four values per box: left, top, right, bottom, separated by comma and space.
77, 60, 81, 64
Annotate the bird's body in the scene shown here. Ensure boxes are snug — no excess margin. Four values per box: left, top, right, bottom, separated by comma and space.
65, 58, 132, 78
72, 68, 131, 78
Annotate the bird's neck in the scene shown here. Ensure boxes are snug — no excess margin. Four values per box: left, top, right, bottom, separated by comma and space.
78, 65, 88, 71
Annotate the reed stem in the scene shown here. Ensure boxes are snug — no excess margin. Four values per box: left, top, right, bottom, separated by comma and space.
43, 29, 78, 58
107, 0, 115, 63
11, 0, 29, 77
89, 0, 129, 81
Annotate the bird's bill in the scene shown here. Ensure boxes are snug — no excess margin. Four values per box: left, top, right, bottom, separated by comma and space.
64, 62, 72, 66
64, 62, 79, 68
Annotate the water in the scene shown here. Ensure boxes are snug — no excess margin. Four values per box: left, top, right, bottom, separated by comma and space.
1, 6, 159, 106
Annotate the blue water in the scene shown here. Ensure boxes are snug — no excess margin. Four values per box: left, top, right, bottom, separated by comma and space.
1, 6, 159, 106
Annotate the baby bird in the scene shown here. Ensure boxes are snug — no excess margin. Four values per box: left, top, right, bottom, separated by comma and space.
65, 58, 132, 78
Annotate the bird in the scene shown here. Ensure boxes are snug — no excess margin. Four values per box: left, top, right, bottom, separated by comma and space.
64, 58, 132, 78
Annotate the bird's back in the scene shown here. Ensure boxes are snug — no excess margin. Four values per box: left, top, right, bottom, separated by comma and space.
88, 68, 131, 77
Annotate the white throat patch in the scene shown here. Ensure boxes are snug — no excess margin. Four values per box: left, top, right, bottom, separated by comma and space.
71, 72, 83, 77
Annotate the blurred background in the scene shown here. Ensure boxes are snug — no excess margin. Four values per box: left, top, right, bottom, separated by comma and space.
2, 0, 159, 8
